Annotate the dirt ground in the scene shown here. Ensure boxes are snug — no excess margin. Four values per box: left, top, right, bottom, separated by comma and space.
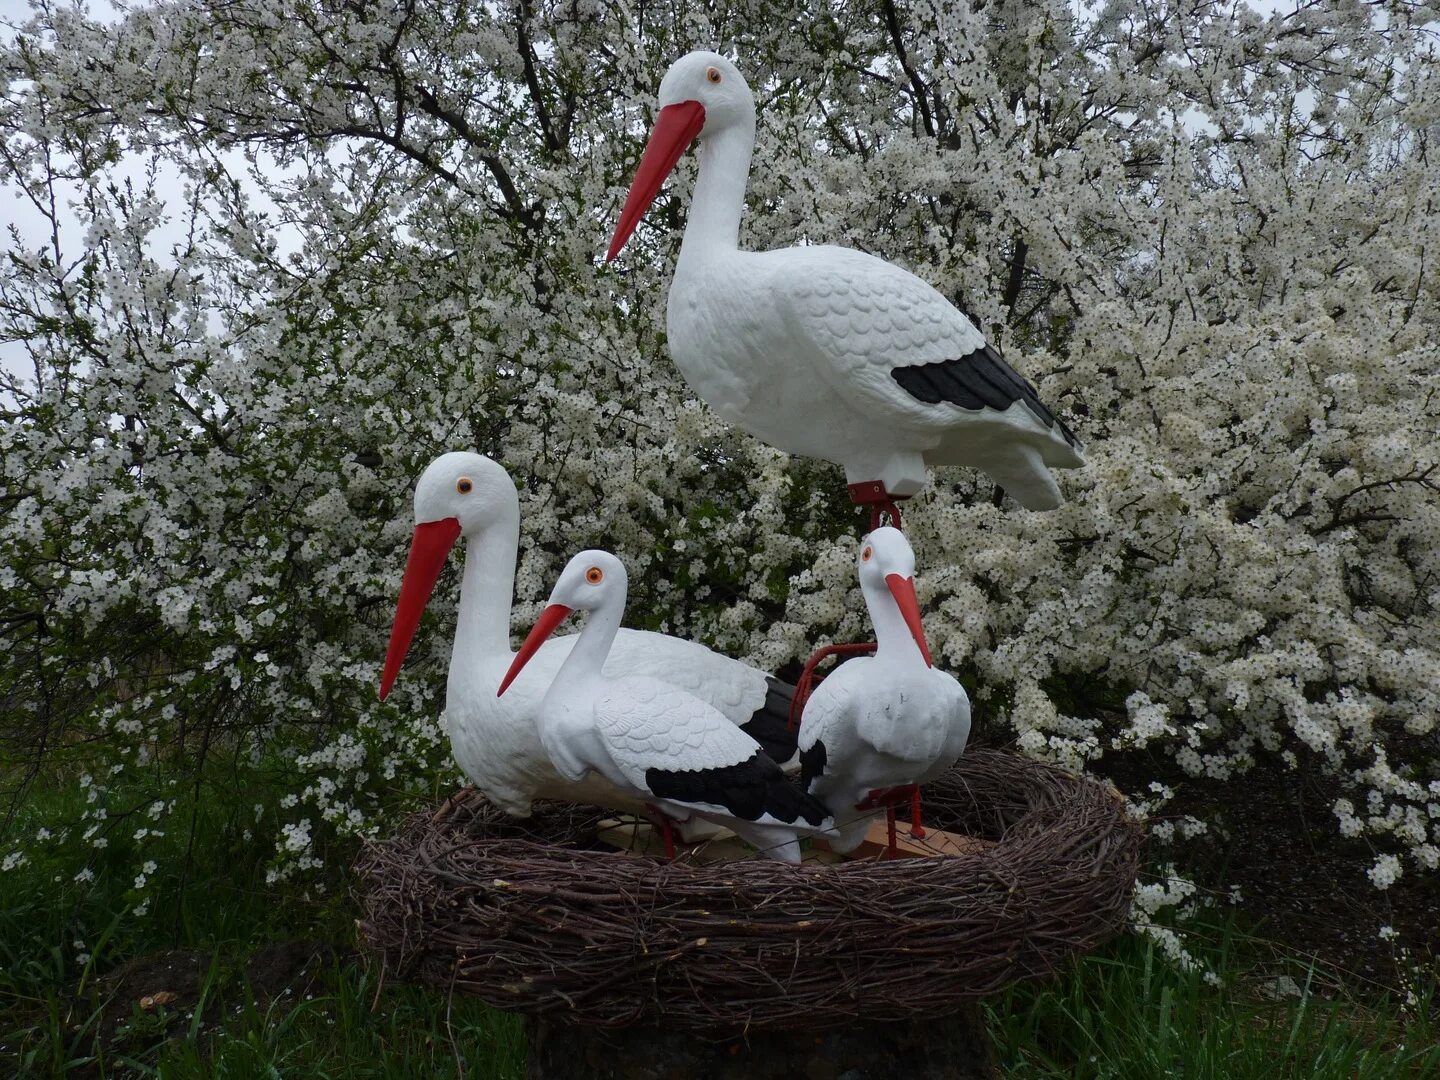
91, 940, 338, 1052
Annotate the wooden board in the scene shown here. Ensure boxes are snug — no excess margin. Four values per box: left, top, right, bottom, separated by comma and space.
813, 818, 994, 860
595, 816, 989, 863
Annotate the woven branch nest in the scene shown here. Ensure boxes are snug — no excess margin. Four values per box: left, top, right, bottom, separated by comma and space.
354, 749, 1142, 1032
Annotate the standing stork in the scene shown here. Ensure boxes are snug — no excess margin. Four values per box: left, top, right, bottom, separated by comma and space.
500, 550, 833, 863
797, 528, 971, 852
608, 51, 1083, 525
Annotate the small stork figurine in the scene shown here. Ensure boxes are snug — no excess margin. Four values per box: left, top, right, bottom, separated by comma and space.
607, 51, 1083, 525
500, 550, 833, 863
798, 528, 971, 853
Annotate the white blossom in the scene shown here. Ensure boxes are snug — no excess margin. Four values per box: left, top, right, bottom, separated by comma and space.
0, 0, 1436, 900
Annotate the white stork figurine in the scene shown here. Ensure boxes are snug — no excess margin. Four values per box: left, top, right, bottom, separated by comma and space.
379, 451, 796, 820
797, 528, 971, 853
608, 51, 1083, 523
500, 549, 833, 863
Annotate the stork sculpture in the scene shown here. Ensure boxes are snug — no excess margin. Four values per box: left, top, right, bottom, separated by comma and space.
796, 528, 971, 852
500, 550, 834, 863
608, 51, 1083, 526
380, 452, 796, 822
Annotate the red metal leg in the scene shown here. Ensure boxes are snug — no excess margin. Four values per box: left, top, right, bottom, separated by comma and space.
847, 482, 907, 532
886, 804, 898, 856
661, 817, 676, 860
909, 785, 926, 839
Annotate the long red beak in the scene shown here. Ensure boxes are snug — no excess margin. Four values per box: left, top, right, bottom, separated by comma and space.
379, 517, 462, 701
884, 574, 933, 668
606, 100, 706, 262
497, 603, 573, 697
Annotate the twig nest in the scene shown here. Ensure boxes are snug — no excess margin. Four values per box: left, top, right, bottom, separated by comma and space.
355, 749, 1142, 1031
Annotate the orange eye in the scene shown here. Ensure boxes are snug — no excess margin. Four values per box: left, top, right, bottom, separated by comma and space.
861, 546, 873, 562
706, 66, 722, 84
585, 566, 604, 585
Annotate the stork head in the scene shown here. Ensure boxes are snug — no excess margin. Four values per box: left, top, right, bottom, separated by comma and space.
498, 550, 629, 696
379, 452, 518, 701
857, 527, 932, 667
411, 451, 518, 538
606, 50, 755, 262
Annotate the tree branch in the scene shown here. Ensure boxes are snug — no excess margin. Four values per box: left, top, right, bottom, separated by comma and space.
880, 0, 936, 139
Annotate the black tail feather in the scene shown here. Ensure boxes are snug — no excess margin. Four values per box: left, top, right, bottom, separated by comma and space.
646, 750, 831, 827
738, 677, 799, 764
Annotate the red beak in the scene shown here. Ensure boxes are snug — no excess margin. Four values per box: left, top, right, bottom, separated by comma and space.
497, 603, 573, 697
606, 100, 706, 262
379, 517, 462, 701
884, 574, 933, 668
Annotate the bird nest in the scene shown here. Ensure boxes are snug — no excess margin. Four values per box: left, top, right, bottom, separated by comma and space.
354, 749, 1142, 1031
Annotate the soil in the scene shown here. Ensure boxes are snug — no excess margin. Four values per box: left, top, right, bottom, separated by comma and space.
525, 1003, 997, 1080
89, 940, 340, 1057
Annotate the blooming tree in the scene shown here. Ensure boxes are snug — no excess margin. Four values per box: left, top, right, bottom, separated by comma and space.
2, 0, 1437, 922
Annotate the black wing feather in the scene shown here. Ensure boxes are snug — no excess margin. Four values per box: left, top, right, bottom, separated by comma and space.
798, 739, 827, 793
737, 677, 799, 764
891, 343, 1080, 448
645, 752, 830, 826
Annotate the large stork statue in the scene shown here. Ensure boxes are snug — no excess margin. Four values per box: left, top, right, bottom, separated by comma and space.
608, 51, 1083, 525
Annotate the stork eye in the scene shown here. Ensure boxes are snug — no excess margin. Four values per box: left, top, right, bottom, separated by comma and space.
861, 546, 873, 562
706, 66, 722, 84
585, 566, 604, 585
456, 477, 473, 494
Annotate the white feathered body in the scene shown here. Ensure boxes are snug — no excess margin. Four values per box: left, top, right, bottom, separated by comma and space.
668, 245, 1082, 504
536, 669, 830, 863
798, 653, 971, 849
446, 628, 766, 817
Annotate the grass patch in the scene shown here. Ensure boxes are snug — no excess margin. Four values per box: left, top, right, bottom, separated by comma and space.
989, 923, 1439, 1079
5, 950, 525, 1078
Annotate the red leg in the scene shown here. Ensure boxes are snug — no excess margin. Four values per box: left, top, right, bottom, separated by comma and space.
848, 482, 907, 533
909, 785, 926, 839
661, 817, 676, 860
886, 804, 898, 856
645, 803, 677, 860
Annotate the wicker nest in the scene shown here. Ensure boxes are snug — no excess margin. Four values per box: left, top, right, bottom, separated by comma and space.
354, 749, 1142, 1031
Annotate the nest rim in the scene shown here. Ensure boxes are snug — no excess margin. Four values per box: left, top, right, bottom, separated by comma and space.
356, 748, 1143, 1032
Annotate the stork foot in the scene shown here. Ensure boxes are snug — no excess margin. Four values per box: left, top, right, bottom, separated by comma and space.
855, 784, 915, 812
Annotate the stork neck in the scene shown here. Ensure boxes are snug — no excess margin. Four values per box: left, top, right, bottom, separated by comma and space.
865, 584, 929, 670
452, 515, 520, 662
554, 593, 624, 687
678, 121, 754, 264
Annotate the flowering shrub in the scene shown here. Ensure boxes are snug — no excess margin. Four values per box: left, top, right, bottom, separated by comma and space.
2, 0, 1436, 920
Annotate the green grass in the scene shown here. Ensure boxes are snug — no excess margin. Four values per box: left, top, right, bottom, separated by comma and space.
6, 956, 525, 1078
3, 776, 1436, 1078
989, 926, 1439, 1079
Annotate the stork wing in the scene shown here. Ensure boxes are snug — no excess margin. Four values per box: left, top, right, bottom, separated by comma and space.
591, 678, 758, 793
593, 680, 827, 826
606, 628, 768, 725
775, 246, 1079, 449
796, 683, 844, 792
